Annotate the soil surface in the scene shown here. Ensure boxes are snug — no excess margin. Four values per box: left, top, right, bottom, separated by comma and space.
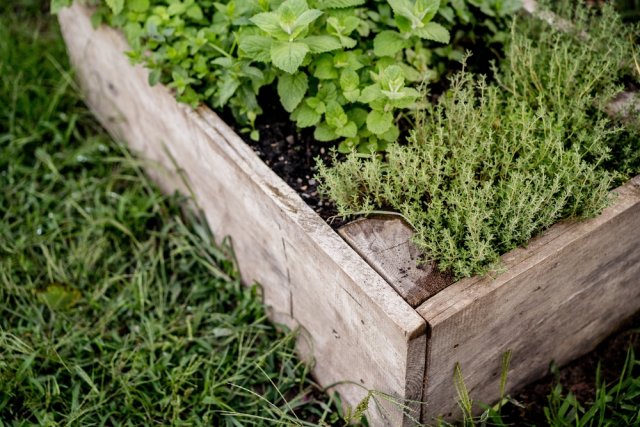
223, 87, 344, 225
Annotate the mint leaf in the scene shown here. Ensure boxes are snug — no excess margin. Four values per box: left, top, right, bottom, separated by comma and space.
294, 9, 323, 28
187, 4, 204, 20
167, 1, 186, 16
238, 36, 273, 62
417, 0, 441, 23
318, 0, 366, 8
439, 5, 455, 23
313, 55, 338, 79
314, 123, 339, 141
303, 36, 342, 53
336, 121, 358, 138
278, 72, 309, 112
380, 123, 400, 142
388, 0, 416, 21
124, 22, 143, 47
340, 70, 360, 91
358, 85, 382, 104
251, 12, 282, 34
271, 41, 309, 73
327, 16, 360, 48
338, 139, 358, 153
278, 1, 321, 37
343, 89, 360, 102
347, 108, 368, 127
148, 69, 161, 86
217, 75, 241, 107
399, 63, 424, 82
306, 98, 326, 114
280, 0, 310, 17
105, 0, 124, 15
373, 30, 406, 57
50, 0, 71, 13
394, 15, 413, 33
340, 69, 360, 101
128, 0, 150, 13
366, 110, 394, 135
337, 35, 357, 49
415, 22, 450, 43
292, 104, 321, 127
333, 51, 363, 70
326, 101, 349, 128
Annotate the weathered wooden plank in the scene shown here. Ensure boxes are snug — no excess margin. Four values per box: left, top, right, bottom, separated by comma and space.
339, 217, 454, 307
417, 176, 640, 422
57, 5, 427, 425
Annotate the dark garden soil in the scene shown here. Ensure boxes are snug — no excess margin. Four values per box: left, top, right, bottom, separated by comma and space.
501, 311, 640, 425
223, 87, 344, 225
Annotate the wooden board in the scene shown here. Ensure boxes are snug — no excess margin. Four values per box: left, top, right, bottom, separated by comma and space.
339, 217, 453, 307
58, 3, 640, 425
57, 5, 427, 425
417, 176, 640, 422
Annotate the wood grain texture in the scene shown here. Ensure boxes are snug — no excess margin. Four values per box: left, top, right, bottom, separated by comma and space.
339, 217, 454, 307
57, 6, 427, 425
417, 176, 640, 422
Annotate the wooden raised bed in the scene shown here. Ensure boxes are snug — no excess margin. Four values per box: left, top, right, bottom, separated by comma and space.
59, 4, 640, 425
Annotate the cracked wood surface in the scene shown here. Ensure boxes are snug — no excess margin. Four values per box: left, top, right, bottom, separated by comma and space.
339, 217, 454, 307
58, 5, 427, 425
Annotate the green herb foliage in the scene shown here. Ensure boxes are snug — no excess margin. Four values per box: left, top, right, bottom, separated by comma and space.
0, 5, 346, 424
436, 346, 640, 427
318, 2, 640, 278
53, 0, 518, 152
542, 348, 640, 427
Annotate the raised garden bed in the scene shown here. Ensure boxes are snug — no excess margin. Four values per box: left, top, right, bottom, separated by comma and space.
58, 3, 640, 425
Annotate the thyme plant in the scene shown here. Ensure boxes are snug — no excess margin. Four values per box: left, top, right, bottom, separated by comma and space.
318, 2, 640, 278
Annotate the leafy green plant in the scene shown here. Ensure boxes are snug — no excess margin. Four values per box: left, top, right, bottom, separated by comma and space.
318, 1, 640, 278
434, 346, 640, 427
543, 348, 640, 427
434, 351, 514, 427
52, 0, 519, 152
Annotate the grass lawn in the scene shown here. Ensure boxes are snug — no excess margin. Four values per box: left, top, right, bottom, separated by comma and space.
1, 1, 639, 426
0, 2, 344, 425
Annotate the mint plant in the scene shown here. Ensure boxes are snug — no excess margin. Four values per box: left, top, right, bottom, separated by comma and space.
53, 0, 518, 151
245, 0, 339, 74
239, 0, 452, 152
